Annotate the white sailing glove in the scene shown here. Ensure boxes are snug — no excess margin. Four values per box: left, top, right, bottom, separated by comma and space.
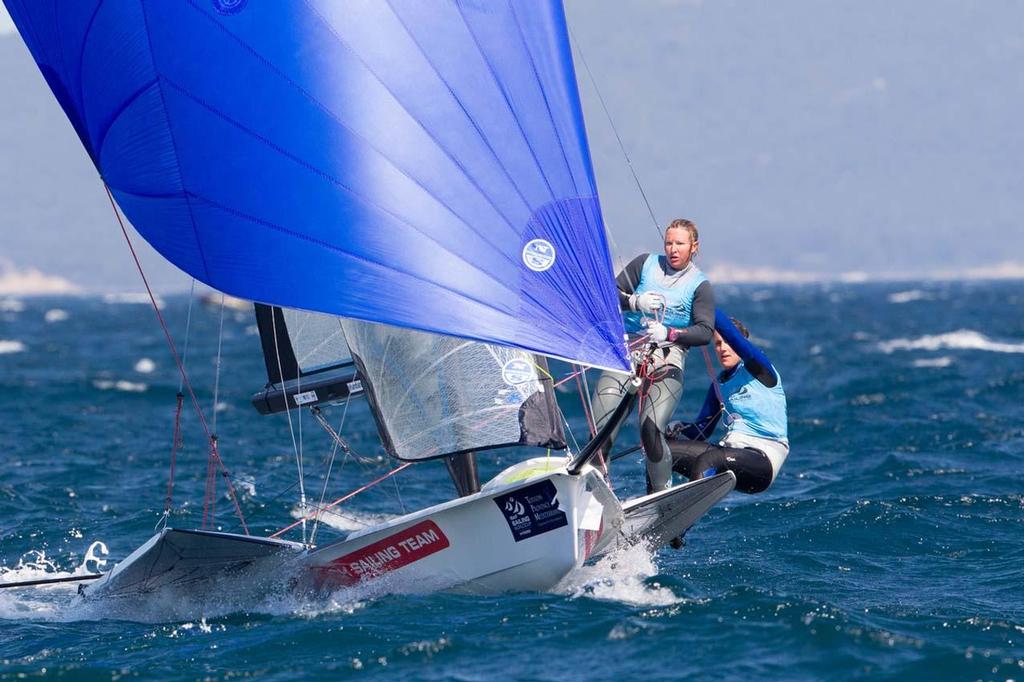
629, 291, 665, 314
644, 320, 669, 343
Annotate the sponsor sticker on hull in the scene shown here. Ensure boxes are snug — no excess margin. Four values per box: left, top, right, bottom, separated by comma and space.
316, 520, 449, 587
494, 479, 568, 542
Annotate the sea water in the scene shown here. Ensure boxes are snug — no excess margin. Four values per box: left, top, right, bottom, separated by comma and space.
0, 281, 1022, 680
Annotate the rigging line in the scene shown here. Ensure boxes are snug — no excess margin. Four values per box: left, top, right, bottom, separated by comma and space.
573, 366, 596, 438
211, 293, 226, 434
270, 310, 307, 543
310, 399, 351, 546
312, 403, 374, 465
700, 345, 731, 421
568, 27, 661, 239
103, 184, 248, 534
159, 392, 185, 529
161, 281, 194, 527
203, 292, 227, 526
392, 475, 406, 515
178, 279, 197, 394
271, 462, 413, 539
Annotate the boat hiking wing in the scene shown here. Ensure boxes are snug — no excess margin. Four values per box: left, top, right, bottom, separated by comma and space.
602, 471, 737, 554
82, 529, 304, 602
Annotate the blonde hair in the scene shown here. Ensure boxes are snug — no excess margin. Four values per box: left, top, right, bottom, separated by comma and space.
665, 218, 698, 243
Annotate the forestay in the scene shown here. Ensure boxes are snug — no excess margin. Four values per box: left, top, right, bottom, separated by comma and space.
6, 0, 629, 372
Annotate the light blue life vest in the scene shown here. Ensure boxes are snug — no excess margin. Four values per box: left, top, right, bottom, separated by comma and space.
622, 255, 707, 333
720, 362, 788, 443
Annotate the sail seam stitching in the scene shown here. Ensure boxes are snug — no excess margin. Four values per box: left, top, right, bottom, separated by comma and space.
184, 0, 523, 272
137, 0, 213, 283
158, 76, 522, 303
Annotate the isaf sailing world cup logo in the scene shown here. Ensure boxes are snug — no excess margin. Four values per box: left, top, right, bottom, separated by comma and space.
213, 0, 247, 14
504, 498, 526, 518
522, 239, 556, 272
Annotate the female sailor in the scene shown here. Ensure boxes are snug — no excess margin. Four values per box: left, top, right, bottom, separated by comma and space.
668, 311, 789, 493
590, 218, 715, 493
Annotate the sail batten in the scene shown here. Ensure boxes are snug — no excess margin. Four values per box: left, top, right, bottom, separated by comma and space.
6, 0, 630, 371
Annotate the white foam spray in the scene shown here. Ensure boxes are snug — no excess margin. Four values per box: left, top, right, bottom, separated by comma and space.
555, 543, 681, 607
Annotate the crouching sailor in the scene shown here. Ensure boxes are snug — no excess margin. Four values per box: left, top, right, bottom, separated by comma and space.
668, 310, 789, 493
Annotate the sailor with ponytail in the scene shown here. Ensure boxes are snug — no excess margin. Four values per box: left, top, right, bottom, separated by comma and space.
590, 218, 716, 493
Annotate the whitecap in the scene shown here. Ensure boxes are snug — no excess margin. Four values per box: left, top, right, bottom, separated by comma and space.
0, 299, 25, 313
92, 379, 148, 392
0, 340, 25, 354
103, 292, 164, 308
887, 290, 926, 304
134, 357, 156, 374
878, 330, 1024, 354
912, 356, 954, 368
44, 308, 69, 322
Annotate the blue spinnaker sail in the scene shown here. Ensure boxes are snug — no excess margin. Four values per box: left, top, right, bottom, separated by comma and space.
5, 0, 629, 372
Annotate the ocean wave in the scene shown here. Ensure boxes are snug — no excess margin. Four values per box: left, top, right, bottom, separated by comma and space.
92, 379, 148, 392
133, 358, 156, 374
0, 298, 25, 313
878, 330, 1024, 354
887, 289, 927, 304
44, 308, 69, 323
102, 292, 165, 308
912, 356, 954, 368
0, 340, 26, 354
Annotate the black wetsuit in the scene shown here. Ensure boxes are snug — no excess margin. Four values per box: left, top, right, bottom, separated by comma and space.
669, 311, 786, 494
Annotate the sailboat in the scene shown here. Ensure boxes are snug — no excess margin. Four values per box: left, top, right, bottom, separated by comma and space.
3, 1, 735, 601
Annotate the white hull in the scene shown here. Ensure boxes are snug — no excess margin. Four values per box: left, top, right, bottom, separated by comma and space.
302, 458, 620, 595
82, 459, 735, 605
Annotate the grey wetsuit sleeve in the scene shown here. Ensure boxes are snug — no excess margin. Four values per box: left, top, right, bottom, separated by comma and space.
668, 280, 715, 348
616, 254, 648, 309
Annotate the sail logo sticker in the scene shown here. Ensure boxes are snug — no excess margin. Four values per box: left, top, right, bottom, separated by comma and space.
212, 0, 247, 14
501, 358, 534, 386
522, 239, 556, 272
315, 520, 450, 587
494, 479, 568, 542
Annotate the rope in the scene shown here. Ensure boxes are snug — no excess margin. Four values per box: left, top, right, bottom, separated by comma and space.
573, 367, 597, 438
159, 281, 194, 529
104, 185, 248, 535
569, 28, 661, 239
178, 280, 196, 394
202, 293, 227, 520
310, 400, 351, 546
700, 345, 731, 424
210, 293, 226, 434
270, 310, 308, 544
159, 392, 184, 526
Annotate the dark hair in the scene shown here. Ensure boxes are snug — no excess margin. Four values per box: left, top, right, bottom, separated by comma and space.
665, 218, 698, 243
730, 317, 751, 339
